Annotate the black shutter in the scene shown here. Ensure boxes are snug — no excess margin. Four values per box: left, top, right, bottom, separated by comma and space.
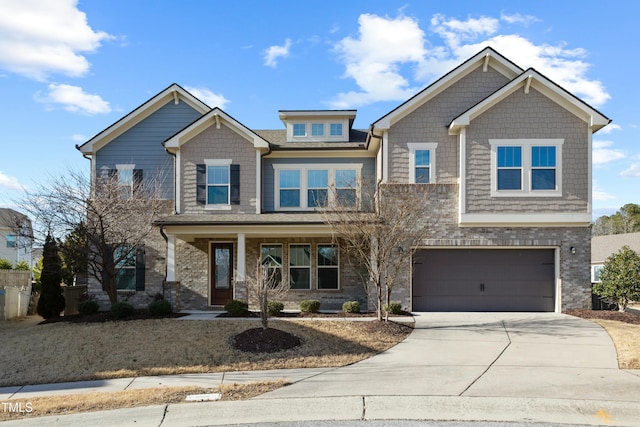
196, 164, 206, 205
108, 169, 117, 180
133, 169, 143, 190
230, 164, 240, 205
101, 244, 113, 291
135, 246, 145, 291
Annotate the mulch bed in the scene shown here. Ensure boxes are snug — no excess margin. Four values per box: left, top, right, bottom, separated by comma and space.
231, 327, 302, 353
567, 309, 640, 325
39, 309, 187, 324
219, 311, 413, 318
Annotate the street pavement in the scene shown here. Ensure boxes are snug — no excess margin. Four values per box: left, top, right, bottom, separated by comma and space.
2, 312, 640, 426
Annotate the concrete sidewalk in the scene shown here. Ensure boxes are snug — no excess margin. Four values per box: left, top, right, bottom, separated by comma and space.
2, 313, 640, 426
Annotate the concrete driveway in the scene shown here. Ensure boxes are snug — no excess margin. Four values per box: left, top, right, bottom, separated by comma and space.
258, 312, 640, 402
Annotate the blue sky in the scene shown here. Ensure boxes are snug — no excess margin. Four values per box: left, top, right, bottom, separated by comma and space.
0, 0, 637, 218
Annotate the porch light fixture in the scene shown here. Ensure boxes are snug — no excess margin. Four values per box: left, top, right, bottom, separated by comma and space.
570, 246, 576, 255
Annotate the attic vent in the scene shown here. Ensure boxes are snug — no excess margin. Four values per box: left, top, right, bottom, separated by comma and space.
173, 91, 179, 105
483, 53, 490, 72
524, 75, 532, 94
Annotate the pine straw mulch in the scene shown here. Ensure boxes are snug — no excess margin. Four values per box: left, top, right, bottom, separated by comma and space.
565, 309, 640, 325
39, 309, 188, 324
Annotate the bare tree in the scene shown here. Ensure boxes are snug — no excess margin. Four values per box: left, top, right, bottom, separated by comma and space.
322, 181, 433, 321
19, 169, 168, 304
246, 258, 290, 330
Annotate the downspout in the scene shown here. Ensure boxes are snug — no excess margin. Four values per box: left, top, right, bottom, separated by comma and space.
164, 147, 178, 215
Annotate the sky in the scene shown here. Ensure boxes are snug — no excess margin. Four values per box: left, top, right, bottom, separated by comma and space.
0, 0, 638, 219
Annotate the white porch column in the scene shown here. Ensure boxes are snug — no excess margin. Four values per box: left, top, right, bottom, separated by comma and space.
237, 233, 246, 282
166, 234, 176, 281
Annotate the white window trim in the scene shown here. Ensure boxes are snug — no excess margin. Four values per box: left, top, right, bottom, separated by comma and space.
288, 120, 347, 141
311, 123, 325, 137
407, 143, 437, 184
289, 243, 311, 290
273, 163, 362, 211
591, 264, 604, 283
260, 243, 283, 286
317, 243, 340, 290
115, 164, 135, 199
489, 139, 563, 197
293, 123, 307, 137
204, 158, 232, 210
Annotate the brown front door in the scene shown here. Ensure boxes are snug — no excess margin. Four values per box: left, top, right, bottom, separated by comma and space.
211, 243, 233, 306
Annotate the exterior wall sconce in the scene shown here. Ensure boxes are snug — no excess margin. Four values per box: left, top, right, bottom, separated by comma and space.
570, 246, 576, 255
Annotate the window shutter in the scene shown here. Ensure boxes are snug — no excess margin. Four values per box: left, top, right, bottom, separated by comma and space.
101, 244, 113, 291
196, 164, 206, 205
230, 164, 240, 205
108, 169, 117, 180
133, 169, 143, 195
135, 246, 145, 291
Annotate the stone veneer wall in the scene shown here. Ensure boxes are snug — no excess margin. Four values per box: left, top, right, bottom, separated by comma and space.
383, 184, 592, 311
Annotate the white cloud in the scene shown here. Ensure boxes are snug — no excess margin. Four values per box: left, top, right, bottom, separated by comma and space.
331, 14, 428, 107
0, 0, 113, 80
71, 134, 86, 142
593, 141, 625, 165
184, 86, 230, 109
36, 84, 111, 115
264, 39, 292, 68
598, 123, 621, 134
330, 12, 611, 109
621, 163, 640, 177
0, 171, 25, 191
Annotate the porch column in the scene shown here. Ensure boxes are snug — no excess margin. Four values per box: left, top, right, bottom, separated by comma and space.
166, 234, 176, 281
237, 233, 246, 282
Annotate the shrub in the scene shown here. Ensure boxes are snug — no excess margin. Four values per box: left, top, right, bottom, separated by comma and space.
0, 258, 12, 270
110, 302, 134, 319
37, 234, 65, 319
14, 261, 30, 271
593, 245, 640, 311
148, 299, 172, 316
383, 302, 403, 315
267, 301, 284, 316
342, 301, 360, 313
300, 299, 320, 313
224, 299, 248, 316
78, 300, 99, 316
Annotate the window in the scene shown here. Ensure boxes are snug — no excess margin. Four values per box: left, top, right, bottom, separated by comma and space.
497, 146, 522, 190
207, 165, 229, 204
280, 170, 301, 207
311, 123, 324, 137
111, 164, 141, 200
196, 160, 240, 207
317, 244, 339, 289
408, 143, 437, 184
293, 123, 306, 137
330, 123, 342, 136
592, 265, 604, 283
274, 164, 361, 211
261, 244, 283, 287
113, 245, 144, 291
6, 234, 16, 248
490, 139, 563, 197
307, 170, 328, 207
335, 169, 356, 207
289, 244, 310, 289
531, 146, 556, 190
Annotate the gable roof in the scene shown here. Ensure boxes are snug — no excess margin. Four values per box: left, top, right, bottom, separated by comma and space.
77, 84, 210, 154
163, 107, 270, 152
592, 232, 640, 263
448, 68, 611, 134
373, 47, 523, 129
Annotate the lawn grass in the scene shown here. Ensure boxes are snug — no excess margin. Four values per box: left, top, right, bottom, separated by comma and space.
0, 316, 412, 387
592, 319, 640, 369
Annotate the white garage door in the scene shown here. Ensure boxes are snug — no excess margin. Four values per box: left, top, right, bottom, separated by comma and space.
412, 249, 555, 312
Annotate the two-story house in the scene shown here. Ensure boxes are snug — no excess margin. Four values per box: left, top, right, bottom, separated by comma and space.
0, 208, 33, 268
77, 47, 610, 312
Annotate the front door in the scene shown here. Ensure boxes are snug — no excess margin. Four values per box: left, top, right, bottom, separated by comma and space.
211, 243, 233, 306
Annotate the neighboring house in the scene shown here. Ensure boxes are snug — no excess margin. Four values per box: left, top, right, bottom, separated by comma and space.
0, 208, 33, 267
591, 232, 640, 283
77, 47, 610, 312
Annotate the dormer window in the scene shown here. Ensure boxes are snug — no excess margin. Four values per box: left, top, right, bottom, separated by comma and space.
312, 124, 324, 137
293, 124, 306, 137
330, 123, 343, 137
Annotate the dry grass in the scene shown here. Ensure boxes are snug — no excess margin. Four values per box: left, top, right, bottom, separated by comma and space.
0, 381, 289, 421
591, 319, 640, 369
0, 316, 412, 387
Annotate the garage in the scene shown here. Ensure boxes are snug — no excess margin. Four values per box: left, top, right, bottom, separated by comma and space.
412, 249, 555, 312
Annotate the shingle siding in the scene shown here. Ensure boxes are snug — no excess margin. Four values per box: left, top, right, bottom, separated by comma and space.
96, 101, 202, 199
465, 88, 588, 213
179, 123, 257, 214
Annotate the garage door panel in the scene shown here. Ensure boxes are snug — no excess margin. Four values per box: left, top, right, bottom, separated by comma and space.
412, 249, 555, 312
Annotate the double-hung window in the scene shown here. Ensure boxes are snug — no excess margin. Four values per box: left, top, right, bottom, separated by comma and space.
111, 164, 142, 200
114, 245, 136, 291
196, 159, 240, 208
307, 170, 328, 207
289, 244, 311, 289
261, 244, 283, 287
408, 143, 437, 184
317, 244, 339, 289
279, 170, 301, 207
207, 165, 230, 204
490, 139, 563, 196
6, 234, 16, 248
335, 169, 356, 207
